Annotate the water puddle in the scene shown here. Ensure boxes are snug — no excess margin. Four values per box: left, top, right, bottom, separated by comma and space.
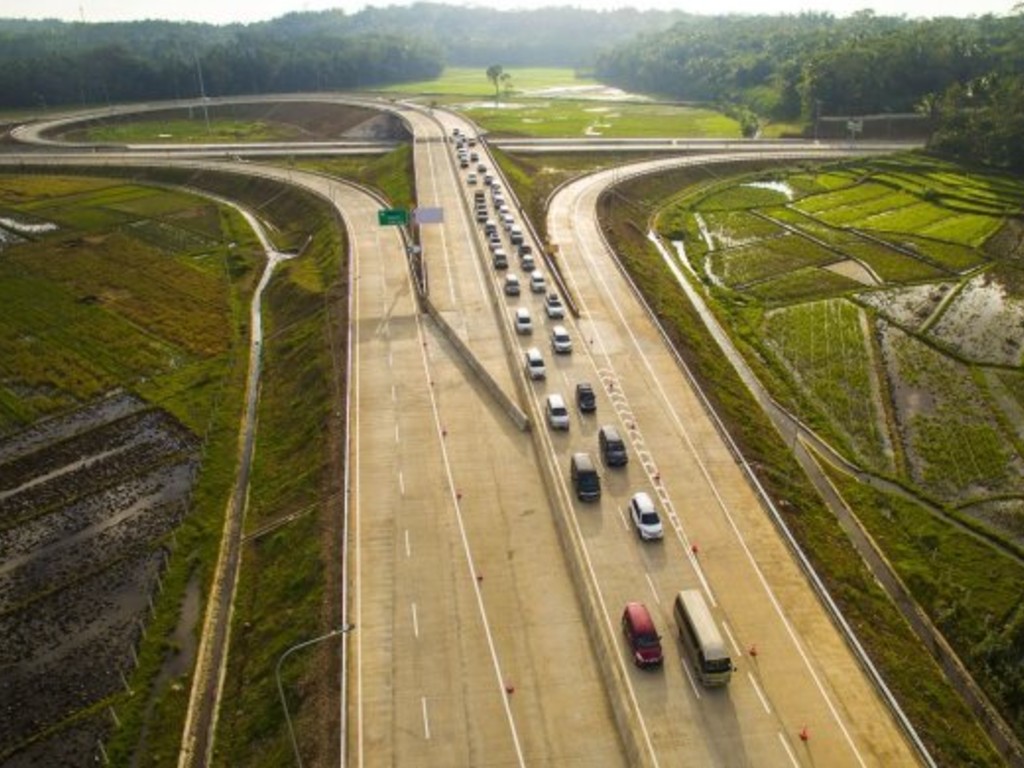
742, 180, 794, 200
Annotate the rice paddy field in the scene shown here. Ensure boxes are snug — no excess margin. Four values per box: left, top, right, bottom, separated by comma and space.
648, 151, 1024, 756
659, 154, 1024, 509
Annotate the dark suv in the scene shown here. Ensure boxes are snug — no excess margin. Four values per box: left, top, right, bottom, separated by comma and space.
575, 382, 596, 413
599, 425, 628, 467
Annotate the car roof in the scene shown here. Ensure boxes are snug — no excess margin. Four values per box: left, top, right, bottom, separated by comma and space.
547, 393, 566, 407
631, 491, 655, 511
624, 602, 656, 633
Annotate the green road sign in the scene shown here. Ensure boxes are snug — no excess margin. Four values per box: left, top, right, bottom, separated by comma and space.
378, 208, 408, 226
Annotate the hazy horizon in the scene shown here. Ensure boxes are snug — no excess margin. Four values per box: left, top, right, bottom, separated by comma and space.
0, 0, 1017, 26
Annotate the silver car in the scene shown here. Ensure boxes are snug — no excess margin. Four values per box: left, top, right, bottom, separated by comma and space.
546, 393, 570, 430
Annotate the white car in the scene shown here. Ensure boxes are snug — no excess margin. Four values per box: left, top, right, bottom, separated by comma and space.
545, 292, 565, 318
628, 492, 664, 541
524, 347, 546, 380
514, 307, 531, 333
551, 325, 572, 354
467, 172, 478, 185
530, 270, 546, 293
546, 393, 570, 430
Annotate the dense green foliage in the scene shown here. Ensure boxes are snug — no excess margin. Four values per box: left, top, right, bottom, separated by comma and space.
0, 16, 443, 107
596, 13, 1024, 119
596, 11, 1024, 168
0, 6, 688, 109
929, 73, 1024, 171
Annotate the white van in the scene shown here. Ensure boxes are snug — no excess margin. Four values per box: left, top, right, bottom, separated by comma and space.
514, 306, 531, 333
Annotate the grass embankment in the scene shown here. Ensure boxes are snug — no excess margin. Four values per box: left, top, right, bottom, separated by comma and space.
62, 101, 383, 145
295, 144, 417, 211
212, 196, 346, 768
117, 167, 350, 767
489, 148, 666, 243
496, 152, 1007, 765
79, 118, 305, 144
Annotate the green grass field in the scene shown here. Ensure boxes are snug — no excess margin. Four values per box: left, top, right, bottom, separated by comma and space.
378, 66, 591, 97
460, 99, 740, 138
0, 177, 248, 432
81, 118, 306, 144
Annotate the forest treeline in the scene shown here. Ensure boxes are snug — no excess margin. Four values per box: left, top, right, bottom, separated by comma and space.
595, 10, 1024, 169
2, 4, 1023, 170
0, 6, 683, 109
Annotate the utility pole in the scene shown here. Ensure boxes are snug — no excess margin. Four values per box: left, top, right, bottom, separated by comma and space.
194, 53, 211, 134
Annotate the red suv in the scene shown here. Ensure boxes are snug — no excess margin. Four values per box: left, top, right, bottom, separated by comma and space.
621, 602, 663, 668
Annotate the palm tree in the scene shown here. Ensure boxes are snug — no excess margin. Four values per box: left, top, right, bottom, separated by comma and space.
486, 64, 504, 106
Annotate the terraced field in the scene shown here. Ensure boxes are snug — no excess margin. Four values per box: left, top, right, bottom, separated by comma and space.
651, 152, 1024, 753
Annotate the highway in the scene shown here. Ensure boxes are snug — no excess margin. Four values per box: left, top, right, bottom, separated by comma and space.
2, 96, 924, 767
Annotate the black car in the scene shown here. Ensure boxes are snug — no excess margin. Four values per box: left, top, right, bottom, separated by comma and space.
575, 382, 596, 413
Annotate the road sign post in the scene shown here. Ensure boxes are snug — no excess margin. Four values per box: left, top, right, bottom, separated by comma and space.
377, 208, 408, 226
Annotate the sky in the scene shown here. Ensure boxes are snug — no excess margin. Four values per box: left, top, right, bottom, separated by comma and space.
0, 0, 1016, 25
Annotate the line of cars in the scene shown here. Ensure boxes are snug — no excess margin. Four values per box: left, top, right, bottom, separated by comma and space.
453, 126, 730, 686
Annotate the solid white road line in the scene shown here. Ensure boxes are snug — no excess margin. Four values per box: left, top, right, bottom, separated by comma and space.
747, 671, 772, 715
778, 730, 800, 768
645, 572, 660, 604
720, 619, 741, 658
680, 657, 701, 700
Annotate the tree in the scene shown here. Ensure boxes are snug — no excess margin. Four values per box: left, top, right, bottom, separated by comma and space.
486, 63, 503, 106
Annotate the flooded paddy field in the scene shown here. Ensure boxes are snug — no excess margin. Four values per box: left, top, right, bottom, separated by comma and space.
0, 392, 198, 765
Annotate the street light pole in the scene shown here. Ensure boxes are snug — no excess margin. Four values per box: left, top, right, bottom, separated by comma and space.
275, 624, 355, 767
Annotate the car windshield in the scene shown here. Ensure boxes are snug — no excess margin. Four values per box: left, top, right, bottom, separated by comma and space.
641, 511, 660, 525
635, 633, 659, 648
